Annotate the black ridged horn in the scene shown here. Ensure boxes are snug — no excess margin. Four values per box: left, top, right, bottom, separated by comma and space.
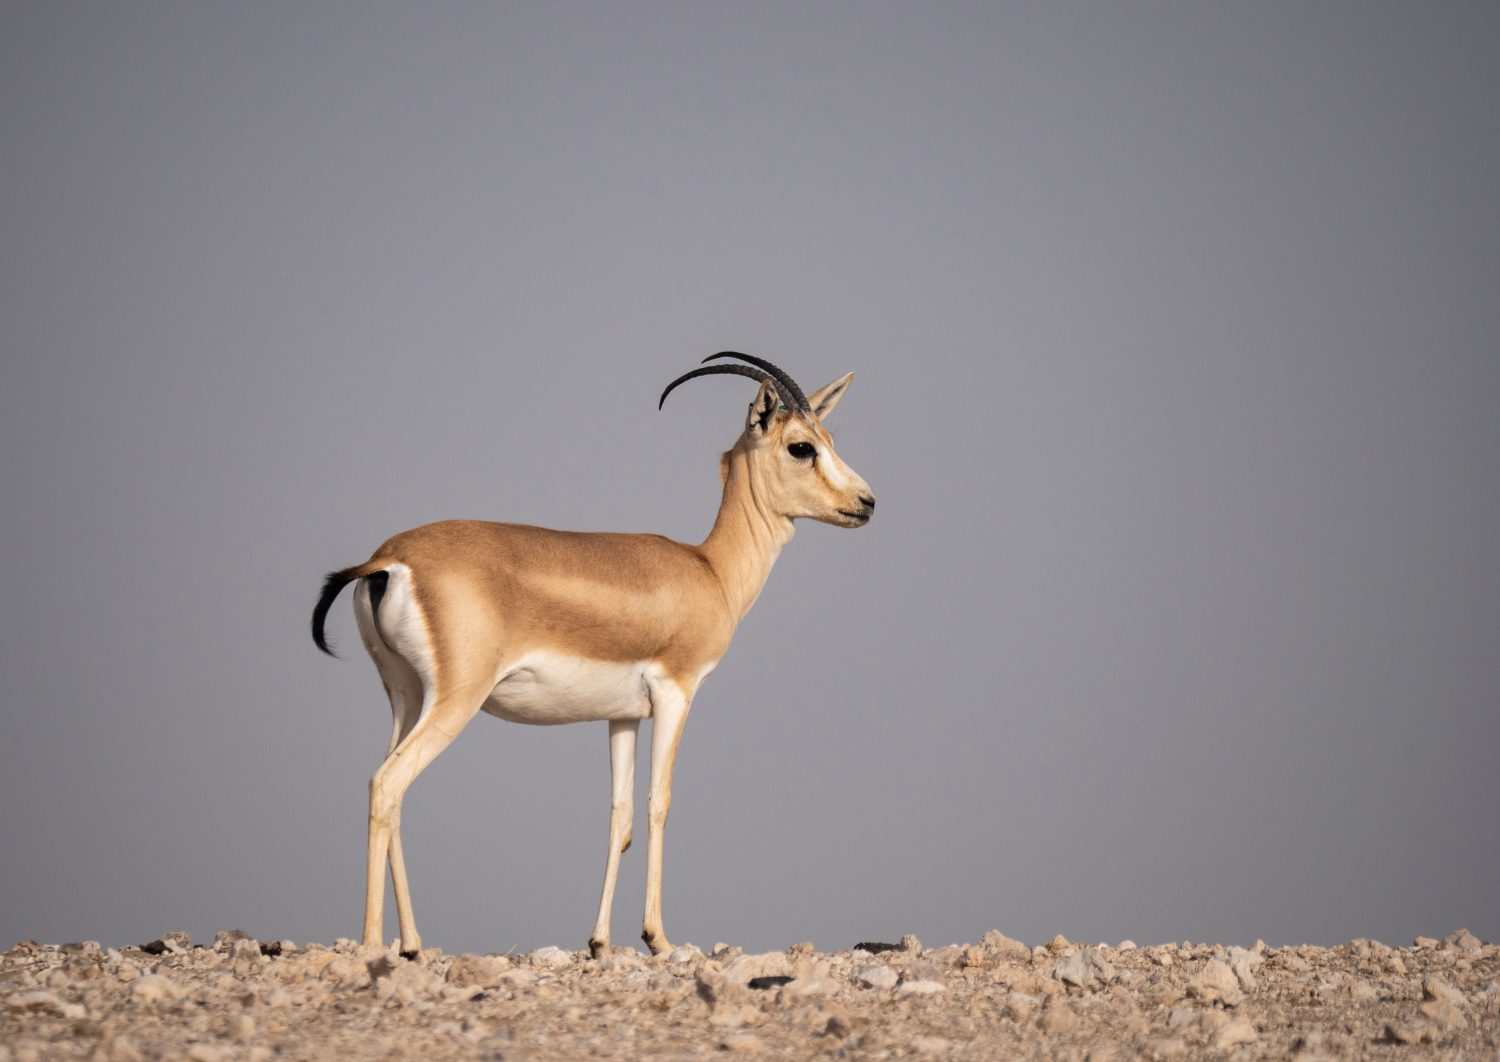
702, 352, 811, 412
658, 364, 783, 410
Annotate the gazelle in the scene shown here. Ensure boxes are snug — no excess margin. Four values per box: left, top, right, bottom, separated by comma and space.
311, 352, 874, 958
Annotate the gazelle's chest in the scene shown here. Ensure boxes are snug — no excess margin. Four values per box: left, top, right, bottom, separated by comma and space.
483, 651, 663, 725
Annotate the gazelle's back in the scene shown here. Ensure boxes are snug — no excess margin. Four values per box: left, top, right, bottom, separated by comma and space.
369, 519, 734, 681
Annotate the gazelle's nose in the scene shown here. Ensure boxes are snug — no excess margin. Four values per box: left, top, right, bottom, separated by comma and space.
858, 493, 876, 511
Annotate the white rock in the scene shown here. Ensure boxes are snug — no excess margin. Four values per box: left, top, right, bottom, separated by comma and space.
721, 952, 791, 985
1214, 1017, 1258, 1049
779, 974, 839, 1000
854, 965, 898, 990
445, 954, 511, 987
529, 946, 574, 969
896, 979, 946, 998
1053, 946, 1114, 988
1053, 952, 1091, 987
129, 975, 182, 1004
213, 930, 255, 952
4, 991, 86, 1020
230, 938, 265, 978
1444, 929, 1482, 953
1190, 960, 1243, 1006
1001, 993, 1037, 1022
1227, 946, 1261, 991
1424, 977, 1466, 1007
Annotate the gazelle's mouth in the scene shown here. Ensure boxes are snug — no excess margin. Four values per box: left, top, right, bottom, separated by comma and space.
838, 509, 871, 525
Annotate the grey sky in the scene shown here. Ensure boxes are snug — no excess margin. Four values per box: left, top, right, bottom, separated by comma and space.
2, 2, 1497, 955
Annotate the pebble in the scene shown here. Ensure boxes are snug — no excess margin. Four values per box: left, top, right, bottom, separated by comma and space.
1214, 1016, 1258, 1049
1189, 959, 1242, 1006
1001, 993, 1036, 1023
129, 974, 182, 1004
5, 930, 1498, 1056
1385, 1021, 1430, 1045
1226, 946, 1261, 991
981, 929, 1031, 961
445, 954, 510, 987
820, 1004, 853, 1038
896, 979, 946, 998
4, 991, 87, 1020
1037, 1003, 1080, 1032
1053, 952, 1090, 987
1445, 928, 1482, 953
780, 973, 839, 1000
229, 939, 265, 978
529, 946, 574, 969
1424, 976, 1467, 1007
720, 952, 791, 985
854, 965, 898, 990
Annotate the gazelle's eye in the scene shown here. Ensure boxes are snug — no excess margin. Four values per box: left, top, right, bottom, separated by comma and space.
787, 442, 816, 460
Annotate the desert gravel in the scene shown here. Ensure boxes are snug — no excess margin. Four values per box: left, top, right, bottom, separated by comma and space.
3, 927, 1496, 1058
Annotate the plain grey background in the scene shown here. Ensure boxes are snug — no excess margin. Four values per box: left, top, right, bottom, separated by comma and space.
3, 2, 1497, 955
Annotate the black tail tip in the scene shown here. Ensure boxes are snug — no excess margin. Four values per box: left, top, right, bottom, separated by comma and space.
312, 569, 358, 657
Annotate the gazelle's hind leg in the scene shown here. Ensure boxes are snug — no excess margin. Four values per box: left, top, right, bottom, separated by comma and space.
588, 719, 639, 957
354, 568, 493, 955
364, 687, 485, 953
355, 577, 426, 951
377, 664, 424, 953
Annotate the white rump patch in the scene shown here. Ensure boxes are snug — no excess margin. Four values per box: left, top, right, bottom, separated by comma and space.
353, 563, 438, 730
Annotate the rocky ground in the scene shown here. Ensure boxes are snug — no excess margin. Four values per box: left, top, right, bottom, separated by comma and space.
2, 928, 1495, 1059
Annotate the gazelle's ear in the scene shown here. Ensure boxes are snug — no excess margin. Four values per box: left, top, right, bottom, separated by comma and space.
745, 378, 782, 436
806, 372, 854, 421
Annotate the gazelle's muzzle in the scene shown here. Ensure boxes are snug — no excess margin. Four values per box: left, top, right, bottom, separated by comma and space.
837, 491, 876, 526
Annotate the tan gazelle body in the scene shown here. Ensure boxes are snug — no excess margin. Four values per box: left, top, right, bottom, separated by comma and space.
312, 353, 875, 957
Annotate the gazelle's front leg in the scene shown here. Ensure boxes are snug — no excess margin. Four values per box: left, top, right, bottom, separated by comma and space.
642, 686, 690, 955
588, 719, 638, 958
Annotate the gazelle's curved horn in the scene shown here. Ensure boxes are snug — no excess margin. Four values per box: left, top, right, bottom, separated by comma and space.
658, 364, 782, 410
702, 352, 810, 413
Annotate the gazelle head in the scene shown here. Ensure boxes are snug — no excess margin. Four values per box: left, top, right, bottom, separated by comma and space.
660, 352, 876, 528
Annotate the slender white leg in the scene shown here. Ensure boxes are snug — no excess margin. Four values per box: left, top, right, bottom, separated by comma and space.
364, 691, 482, 952
641, 687, 690, 955
383, 684, 424, 953
588, 719, 639, 957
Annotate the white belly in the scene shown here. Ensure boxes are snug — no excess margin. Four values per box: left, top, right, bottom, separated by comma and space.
484, 651, 657, 725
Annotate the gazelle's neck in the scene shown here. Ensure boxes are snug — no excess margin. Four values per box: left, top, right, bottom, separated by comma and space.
698, 447, 795, 621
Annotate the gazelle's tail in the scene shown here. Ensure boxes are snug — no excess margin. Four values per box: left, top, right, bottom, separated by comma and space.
311, 562, 384, 657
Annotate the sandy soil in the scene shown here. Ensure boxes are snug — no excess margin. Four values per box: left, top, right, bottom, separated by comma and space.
2, 927, 1495, 1059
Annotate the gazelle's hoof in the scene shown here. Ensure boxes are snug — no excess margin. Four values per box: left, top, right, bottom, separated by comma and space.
588, 937, 610, 960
